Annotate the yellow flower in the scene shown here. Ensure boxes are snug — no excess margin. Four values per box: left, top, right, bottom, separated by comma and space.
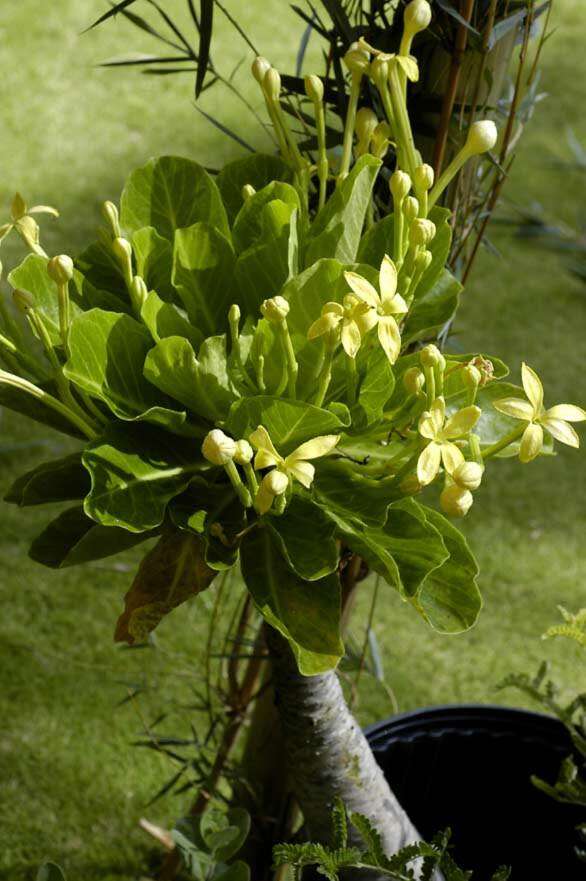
249, 425, 339, 489
343, 255, 408, 364
417, 397, 481, 485
307, 294, 374, 359
0, 193, 59, 253
493, 363, 586, 463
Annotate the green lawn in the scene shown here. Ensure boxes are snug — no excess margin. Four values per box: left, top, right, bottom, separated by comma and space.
1, 1, 585, 878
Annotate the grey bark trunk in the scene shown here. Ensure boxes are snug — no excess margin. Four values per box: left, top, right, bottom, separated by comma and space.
266, 628, 421, 858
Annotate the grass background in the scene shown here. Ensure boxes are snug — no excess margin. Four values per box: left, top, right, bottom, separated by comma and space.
0, 1, 585, 877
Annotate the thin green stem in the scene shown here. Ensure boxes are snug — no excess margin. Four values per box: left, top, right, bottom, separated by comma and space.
481, 423, 526, 460
224, 460, 253, 508
278, 321, 298, 399
428, 150, 470, 210
313, 344, 334, 407
388, 66, 418, 180
313, 99, 329, 211
345, 355, 358, 405
0, 368, 97, 439
338, 73, 362, 183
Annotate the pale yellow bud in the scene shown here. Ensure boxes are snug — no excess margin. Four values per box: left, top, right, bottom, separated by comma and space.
261, 295, 290, 323
12, 288, 34, 313
256, 469, 289, 515
234, 439, 253, 465
390, 170, 412, 203
202, 429, 237, 466
420, 344, 442, 368
101, 201, 121, 237
403, 0, 432, 38
415, 249, 432, 273
344, 44, 370, 76
463, 364, 482, 388
440, 484, 473, 518
465, 120, 498, 156
369, 56, 389, 88
304, 74, 324, 103
371, 121, 391, 159
112, 237, 133, 267
229, 303, 241, 325
355, 107, 378, 141
413, 163, 434, 193
242, 184, 256, 201
47, 254, 74, 285
252, 56, 271, 84
263, 68, 281, 102
452, 461, 483, 491
403, 196, 419, 223
130, 276, 148, 310
410, 218, 436, 247
403, 366, 425, 395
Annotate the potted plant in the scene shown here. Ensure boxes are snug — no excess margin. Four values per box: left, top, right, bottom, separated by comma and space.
1, 2, 583, 878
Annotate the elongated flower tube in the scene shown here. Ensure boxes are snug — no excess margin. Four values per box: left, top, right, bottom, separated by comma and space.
417, 397, 481, 485
492, 363, 586, 463
249, 425, 339, 490
343, 256, 408, 364
429, 120, 498, 209
400, 0, 432, 56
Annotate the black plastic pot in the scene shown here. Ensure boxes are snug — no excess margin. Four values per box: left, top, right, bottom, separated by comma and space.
366, 704, 584, 879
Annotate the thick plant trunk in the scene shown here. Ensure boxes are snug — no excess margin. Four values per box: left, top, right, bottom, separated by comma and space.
266, 627, 420, 856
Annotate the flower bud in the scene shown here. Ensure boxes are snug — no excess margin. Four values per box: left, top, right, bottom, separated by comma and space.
256, 469, 289, 514
355, 107, 378, 141
369, 56, 389, 89
413, 163, 434, 193
263, 67, 281, 102
234, 439, 253, 465
403, 196, 419, 223
410, 218, 436, 247
400, 473, 423, 495
304, 74, 324, 103
344, 44, 370, 76
252, 56, 271, 85
371, 121, 391, 159
12, 288, 34, 313
440, 484, 473, 518
112, 236, 133, 267
452, 461, 483, 491
403, 366, 425, 395
101, 200, 121, 238
390, 170, 412, 203
420, 344, 442, 368
261, 295, 289, 323
130, 276, 148, 310
463, 363, 482, 388
229, 303, 241, 325
242, 184, 256, 201
469, 356, 494, 386
403, 0, 432, 38
47, 254, 74, 285
465, 120, 498, 156
415, 249, 432, 273
202, 429, 237, 466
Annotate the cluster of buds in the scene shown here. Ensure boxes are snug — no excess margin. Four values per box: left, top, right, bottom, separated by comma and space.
100, 201, 148, 315
202, 426, 339, 516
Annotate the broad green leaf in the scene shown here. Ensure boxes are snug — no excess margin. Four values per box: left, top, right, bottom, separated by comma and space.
351, 346, 395, 430
241, 526, 343, 675
75, 240, 129, 306
63, 308, 188, 433
216, 153, 294, 223
29, 505, 154, 569
144, 335, 238, 423
214, 862, 250, 881
8, 254, 81, 344
268, 495, 338, 580
305, 155, 381, 267
36, 863, 66, 881
232, 182, 300, 253
120, 155, 229, 241
132, 226, 176, 302
234, 200, 299, 315
402, 269, 462, 346
173, 222, 236, 336
313, 459, 400, 527
415, 506, 482, 633
115, 531, 216, 643
140, 290, 202, 349
5, 453, 89, 506
82, 424, 202, 532
200, 808, 250, 862
170, 478, 245, 571
357, 207, 451, 301
225, 395, 350, 456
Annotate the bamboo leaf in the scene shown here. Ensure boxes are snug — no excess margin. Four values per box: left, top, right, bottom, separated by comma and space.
195, 0, 214, 97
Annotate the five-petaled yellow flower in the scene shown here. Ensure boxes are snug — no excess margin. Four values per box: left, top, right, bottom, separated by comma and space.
249, 425, 340, 489
307, 294, 374, 359
417, 397, 481, 486
343, 255, 408, 364
493, 363, 586, 463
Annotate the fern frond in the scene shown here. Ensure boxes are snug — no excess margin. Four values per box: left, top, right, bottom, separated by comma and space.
348, 812, 386, 866
331, 797, 348, 849
543, 606, 586, 647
